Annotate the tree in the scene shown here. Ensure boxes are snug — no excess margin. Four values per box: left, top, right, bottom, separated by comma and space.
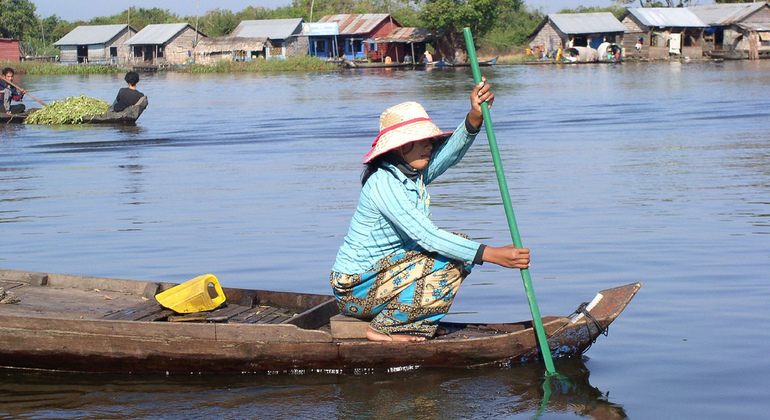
420, 0, 520, 56
196, 9, 239, 37
0, 0, 37, 39
481, 5, 542, 51
612, 0, 694, 7
89, 7, 180, 30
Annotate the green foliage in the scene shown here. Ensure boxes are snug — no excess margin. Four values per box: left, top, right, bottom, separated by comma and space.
479, 7, 543, 51
0, 0, 37, 38
613, 0, 693, 6
10, 61, 122, 75
24, 95, 110, 124
195, 9, 240, 37
89, 7, 181, 30
187, 55, 338, 73
557, 6, 626, 18
421, 0, 521, 52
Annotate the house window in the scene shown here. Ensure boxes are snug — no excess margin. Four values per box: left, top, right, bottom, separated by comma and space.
110, 47, 117, 57
157, 46, 164, 58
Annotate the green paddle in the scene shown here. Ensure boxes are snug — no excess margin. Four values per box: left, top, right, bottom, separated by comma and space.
463, 27, 556, 375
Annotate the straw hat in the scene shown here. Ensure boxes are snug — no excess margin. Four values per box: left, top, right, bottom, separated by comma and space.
363, 101, 452, 164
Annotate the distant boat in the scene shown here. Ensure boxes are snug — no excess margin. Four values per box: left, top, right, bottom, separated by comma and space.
344, 60, 422, 69
0, 96, 148, 125
428, 56, 498, 68
0, 268, 640, 373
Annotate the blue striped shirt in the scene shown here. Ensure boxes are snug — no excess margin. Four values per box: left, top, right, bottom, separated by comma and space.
332, 119, 482, 275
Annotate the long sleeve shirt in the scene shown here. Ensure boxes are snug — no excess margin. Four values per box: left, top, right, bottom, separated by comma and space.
332, 117, 483, 275
1, 82, 23, 112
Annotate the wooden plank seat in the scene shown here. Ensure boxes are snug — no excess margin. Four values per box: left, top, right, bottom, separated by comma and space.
102, 300, 298, 324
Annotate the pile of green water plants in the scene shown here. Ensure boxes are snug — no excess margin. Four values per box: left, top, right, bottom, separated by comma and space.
24, 95, 110, 124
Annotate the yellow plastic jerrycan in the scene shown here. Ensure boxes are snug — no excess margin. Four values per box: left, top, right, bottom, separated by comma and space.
155, 274, 226, 313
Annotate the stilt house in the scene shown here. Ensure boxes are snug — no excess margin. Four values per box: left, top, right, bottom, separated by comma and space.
621, 8, 707, 59
229, 19, 306, 59
364, 27, 434, 64
314, 14, 403, 61
689, 2, 770, 60
528, 13, 626, 57
53, 24, 136, 64
125, 23, 206, 66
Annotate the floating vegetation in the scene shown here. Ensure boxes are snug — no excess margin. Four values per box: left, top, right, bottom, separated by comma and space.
24, 95, 110, 125
186, 56, 339, 73
12, 62, 122, 75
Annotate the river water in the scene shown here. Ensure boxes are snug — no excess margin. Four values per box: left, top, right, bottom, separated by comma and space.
1, 60, 769, 419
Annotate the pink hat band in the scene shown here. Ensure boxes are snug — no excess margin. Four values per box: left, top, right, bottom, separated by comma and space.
363, 101, 452, 164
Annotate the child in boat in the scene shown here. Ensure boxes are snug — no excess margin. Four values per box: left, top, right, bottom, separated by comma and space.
110, 71, 144, 112
331, 78, 531, 342
1, 67, 26, 115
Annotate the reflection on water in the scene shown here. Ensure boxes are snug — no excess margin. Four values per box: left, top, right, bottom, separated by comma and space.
0, 359, 624, 420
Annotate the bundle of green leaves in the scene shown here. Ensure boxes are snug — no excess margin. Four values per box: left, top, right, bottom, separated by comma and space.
24, 95, 110, 124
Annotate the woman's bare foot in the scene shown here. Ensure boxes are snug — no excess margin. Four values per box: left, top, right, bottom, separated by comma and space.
366, 328, 427, 342
434, 326, 451, 337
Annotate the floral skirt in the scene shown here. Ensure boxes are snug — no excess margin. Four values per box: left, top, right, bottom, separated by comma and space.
330, 249, 470, 337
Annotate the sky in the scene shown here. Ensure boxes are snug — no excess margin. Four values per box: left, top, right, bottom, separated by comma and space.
31, 0, 622, 21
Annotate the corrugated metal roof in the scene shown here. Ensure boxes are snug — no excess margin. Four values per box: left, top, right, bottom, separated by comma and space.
688, 3, 768, 26
318, 14, 396, 35
367, 27, 432, 43
549, 13, 626, 35
54, 24, 132, 46
230, 18, 303, 39
126, 23, 196, 45
626, 8, 706, 28
739, 22, 770, 32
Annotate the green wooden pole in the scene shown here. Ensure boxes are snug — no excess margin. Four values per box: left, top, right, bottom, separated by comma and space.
463, 27, 556, 375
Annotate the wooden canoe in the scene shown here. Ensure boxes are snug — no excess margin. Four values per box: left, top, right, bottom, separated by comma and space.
0, 96, 148, 125
430, 57, 498, 68
0, 268, 640, 374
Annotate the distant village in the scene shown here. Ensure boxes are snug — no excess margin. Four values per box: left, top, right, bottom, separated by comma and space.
0, 3, 768, 67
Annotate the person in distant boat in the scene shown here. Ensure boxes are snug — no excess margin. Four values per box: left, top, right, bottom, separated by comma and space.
110, 71, 144, 112
1, 68, 26, 115
422, 50, 433, 63
331, 77, 531, 342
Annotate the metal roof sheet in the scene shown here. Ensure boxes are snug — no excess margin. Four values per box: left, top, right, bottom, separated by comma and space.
230, 18, 303, 39
125, 23, 195, 45
54, 24, 132, 46
367, 27, 433, 43
549, 12, 626, 35
688, 3, 768, 26
318, 14, 396, 35
626, 8, 706, 28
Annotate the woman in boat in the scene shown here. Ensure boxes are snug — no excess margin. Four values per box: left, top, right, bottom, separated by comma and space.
110, 71, 144, 112
331, 78, 531, 342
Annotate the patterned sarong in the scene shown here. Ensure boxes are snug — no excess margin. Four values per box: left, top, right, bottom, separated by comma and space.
330, 248, 471, 337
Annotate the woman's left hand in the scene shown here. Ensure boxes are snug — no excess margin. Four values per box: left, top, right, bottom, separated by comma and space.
468, 77, 494, 128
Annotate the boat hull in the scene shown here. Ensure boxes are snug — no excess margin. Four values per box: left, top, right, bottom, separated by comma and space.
0, 269, 640, 373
